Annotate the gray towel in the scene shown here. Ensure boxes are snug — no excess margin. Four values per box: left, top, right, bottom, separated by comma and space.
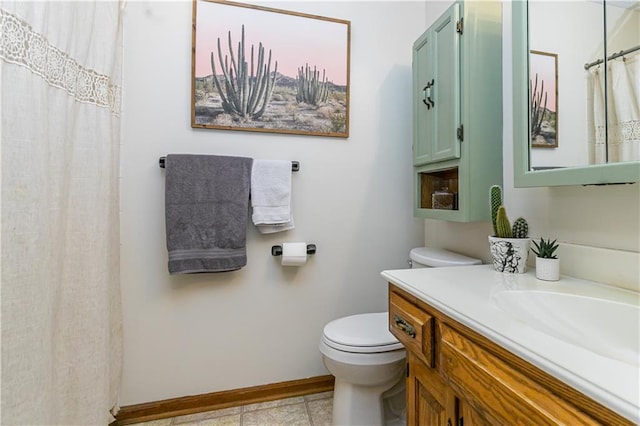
164, 154, 253, 274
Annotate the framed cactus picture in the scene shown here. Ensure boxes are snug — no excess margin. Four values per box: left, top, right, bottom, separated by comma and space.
529, 50, 558, 148
192, 0, 351, 137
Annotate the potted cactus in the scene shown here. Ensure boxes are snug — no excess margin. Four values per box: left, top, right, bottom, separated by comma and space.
488, 185, 531, 273
532, 238, 560, 281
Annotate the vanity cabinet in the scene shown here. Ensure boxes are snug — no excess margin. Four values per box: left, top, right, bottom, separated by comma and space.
388, 284, 634, 426
412, 1, 503, 221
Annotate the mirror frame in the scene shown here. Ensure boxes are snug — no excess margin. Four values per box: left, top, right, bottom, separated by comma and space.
512, 0, 640, 187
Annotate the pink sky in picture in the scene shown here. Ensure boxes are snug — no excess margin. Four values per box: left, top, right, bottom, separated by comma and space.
194, 1, 348, 86
530, 53, 556, 113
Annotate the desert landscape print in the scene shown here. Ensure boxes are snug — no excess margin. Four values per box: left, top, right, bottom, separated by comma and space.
192, 0, 350, 137
530, 50, 558, 148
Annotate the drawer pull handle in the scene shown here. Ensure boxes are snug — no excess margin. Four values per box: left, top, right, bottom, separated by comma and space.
394, 315, 416, 338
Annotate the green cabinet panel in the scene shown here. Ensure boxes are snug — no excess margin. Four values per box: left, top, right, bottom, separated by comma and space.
413, 1, 503, 222
413, 5, 460, 166
413, 32, 433, 165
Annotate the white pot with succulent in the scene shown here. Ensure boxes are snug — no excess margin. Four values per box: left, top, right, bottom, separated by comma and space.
488, 185, 531, 273
532, 238, 560, 281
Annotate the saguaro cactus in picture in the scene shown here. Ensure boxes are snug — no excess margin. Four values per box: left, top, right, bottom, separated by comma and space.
210, 25, 279, 119
296, 64, 329, 106
530, 73, 547, 137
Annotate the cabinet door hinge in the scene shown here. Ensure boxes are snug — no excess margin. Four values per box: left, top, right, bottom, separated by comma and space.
457, 125, 464, 141
456, 18, 463, 34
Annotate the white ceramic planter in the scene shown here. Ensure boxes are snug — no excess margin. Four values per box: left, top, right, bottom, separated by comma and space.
535, 257, 560, 281
488, 236, 531, 273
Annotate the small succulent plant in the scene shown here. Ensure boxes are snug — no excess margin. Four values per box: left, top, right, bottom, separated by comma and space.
532, 238, 559, 259
489, 185, 529, 239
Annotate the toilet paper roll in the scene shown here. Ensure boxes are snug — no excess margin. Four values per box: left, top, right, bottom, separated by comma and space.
281, 242, 307, 266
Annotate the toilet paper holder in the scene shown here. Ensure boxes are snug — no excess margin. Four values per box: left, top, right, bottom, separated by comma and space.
271, 244, 316, 256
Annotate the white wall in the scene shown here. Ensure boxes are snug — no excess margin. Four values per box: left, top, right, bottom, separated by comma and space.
120, 1, 426, 405
120, 0, 639, 407
424, 2, 640, 289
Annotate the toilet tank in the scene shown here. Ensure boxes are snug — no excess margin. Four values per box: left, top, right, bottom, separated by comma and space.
410, 247, 481, 268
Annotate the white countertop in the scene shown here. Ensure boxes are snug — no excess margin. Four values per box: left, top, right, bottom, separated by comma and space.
381, 264, 640, 423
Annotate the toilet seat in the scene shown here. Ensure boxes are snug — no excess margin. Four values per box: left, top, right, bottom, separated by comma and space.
322, 312, 403, 353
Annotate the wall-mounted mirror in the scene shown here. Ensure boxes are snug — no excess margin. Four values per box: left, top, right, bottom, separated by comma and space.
513, 0, 640, 187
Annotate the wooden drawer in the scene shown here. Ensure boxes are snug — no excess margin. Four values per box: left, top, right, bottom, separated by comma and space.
389, 291, 435, 367
439, 324, 601, 425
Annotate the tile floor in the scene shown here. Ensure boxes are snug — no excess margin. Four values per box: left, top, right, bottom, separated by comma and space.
130, 391, 333, 426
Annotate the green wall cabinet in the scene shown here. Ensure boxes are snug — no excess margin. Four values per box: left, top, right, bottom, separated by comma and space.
413, 1, 503, 222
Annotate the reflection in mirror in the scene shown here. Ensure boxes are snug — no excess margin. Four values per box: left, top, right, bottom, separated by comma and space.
602, 1, 640, 164
527, 1, 639, 172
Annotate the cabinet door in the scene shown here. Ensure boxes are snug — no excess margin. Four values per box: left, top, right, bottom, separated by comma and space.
413, 30, 435, 165
413, 4, 460, 166
440, 324, 601, 425
430, 4, 460, 163
459, 399, 493, 426
407, 353, 456, 426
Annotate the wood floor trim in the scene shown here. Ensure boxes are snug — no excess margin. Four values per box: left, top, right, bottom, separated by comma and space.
113, 375, 335, 425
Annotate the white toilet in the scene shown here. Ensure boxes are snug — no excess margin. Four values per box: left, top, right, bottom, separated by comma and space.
319, 247, 481, 426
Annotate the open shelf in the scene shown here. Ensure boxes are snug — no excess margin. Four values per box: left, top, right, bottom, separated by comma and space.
419, 167, 459, 210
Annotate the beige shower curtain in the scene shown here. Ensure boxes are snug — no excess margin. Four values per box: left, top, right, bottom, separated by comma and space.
588, 53, 640, 164
607, 55, 640, 162
1, 1, 123, 424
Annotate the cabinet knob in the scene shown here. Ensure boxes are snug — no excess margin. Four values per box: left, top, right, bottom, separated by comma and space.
422, 85, 430, 109
427, 79, 435, 108
422, 79, 436, 109
394, 314, 416, 338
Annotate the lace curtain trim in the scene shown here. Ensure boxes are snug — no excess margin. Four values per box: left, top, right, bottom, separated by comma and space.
593, 120, 640, 145
0, 8, 121, 115
611, 120, 640, 144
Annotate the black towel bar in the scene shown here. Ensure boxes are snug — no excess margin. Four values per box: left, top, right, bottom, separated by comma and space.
159, 156, 299, 172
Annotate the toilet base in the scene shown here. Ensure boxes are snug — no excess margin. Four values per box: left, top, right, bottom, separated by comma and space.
331, 372, 405, 426
382, 376, 406, 425
332, 378, 386, 426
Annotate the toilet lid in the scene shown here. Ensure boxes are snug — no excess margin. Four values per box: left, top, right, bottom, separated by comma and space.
322, 312, 403, 353
410, 247, 482, 267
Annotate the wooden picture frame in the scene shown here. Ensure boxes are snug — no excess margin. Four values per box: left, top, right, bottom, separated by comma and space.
191, 0, 351, 138
529, 50, 558, 148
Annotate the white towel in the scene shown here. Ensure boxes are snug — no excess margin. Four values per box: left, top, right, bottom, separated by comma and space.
251, 160, 294, 234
